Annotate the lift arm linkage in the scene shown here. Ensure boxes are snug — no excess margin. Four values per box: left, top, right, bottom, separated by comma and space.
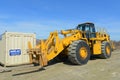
28, 30, 82, 67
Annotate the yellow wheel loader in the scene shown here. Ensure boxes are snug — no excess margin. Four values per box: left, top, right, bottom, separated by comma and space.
28, 22, 114, 67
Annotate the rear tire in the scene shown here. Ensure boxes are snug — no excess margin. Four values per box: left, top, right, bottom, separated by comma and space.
99, 41, 111, 59
68, 40, 91, 65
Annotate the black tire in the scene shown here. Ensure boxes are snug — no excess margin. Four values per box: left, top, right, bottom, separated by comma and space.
99, 41, 111, 59
68, 40, 91, 65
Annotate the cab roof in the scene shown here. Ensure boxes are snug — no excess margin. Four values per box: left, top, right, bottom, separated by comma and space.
78, 22, 94, 26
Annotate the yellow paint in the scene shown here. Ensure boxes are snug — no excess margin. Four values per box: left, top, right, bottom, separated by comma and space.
28, 41, 32, 49
27, 27, 111, 67
106, 46, 110, 55
79, 47, 87, 59
93, 42, 101, 55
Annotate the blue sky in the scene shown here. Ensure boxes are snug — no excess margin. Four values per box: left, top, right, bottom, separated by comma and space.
0, 0, 120, 41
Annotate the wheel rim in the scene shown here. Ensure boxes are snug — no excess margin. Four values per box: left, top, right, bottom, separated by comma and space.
79, 47, 87, 59
106, 46, 110, 55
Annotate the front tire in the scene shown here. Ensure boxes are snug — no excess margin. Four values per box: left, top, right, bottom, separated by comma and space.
68, 40, 91, 65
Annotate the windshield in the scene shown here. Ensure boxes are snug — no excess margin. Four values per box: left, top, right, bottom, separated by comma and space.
77, 25, 89, 31
77, 24, 95, 32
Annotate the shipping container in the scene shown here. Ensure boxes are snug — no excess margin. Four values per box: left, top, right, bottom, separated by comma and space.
0, 32, 36, 66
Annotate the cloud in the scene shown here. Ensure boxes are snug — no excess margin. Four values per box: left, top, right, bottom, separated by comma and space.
0, 21, 73, 39
95, 19, 120, 32
95, 21, 120, 40
0, 19, 120, 40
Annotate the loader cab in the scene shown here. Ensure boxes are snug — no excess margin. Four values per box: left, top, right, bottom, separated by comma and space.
76, 22, 96, 38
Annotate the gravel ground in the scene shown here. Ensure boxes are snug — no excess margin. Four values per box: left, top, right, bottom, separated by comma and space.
0, 49, 120, 80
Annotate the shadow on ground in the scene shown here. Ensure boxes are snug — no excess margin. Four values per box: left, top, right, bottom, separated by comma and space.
12, 67, 45, 76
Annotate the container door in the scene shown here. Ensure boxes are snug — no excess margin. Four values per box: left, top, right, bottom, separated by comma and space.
6, 34, 23, 65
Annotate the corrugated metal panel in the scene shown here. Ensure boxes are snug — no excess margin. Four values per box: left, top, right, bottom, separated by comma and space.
0, 33, 6, 65
0, 32, 36, 66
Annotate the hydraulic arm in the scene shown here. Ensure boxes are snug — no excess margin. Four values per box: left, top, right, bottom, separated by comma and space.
28, 30, 83, 67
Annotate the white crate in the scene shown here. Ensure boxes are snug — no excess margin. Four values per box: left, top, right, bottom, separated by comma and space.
0, 32, 36, 66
